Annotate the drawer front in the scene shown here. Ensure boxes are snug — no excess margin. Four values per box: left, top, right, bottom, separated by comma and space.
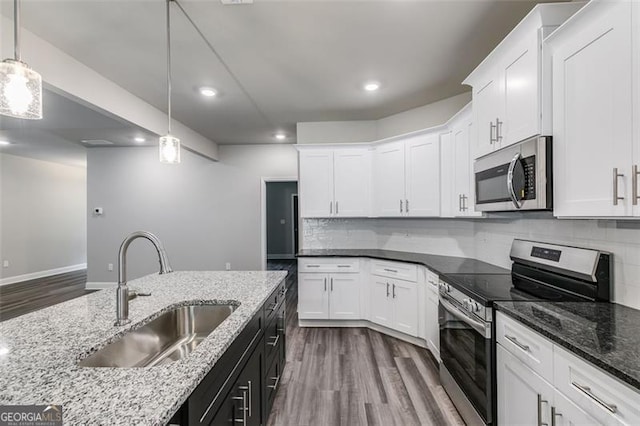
264, 282, 286, 325
372, 260, 418, 282
554, 346, 640, 426
496, 312, 554, 383
298, 257, 360, 273
425, 269, 439, 296
265, 303, 285, 369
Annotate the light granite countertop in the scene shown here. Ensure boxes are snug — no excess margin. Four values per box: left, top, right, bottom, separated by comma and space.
0, 270, 287, 425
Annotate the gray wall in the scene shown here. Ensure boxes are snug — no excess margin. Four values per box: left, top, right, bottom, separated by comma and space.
0, 153, 87, 281
86, 144, 298, 284
266, 182, 298, 258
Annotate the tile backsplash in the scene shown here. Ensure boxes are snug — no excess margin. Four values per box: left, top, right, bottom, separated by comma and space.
302, 213, 640, 309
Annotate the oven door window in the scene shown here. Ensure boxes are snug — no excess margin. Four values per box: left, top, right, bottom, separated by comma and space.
439, 302, 490, 422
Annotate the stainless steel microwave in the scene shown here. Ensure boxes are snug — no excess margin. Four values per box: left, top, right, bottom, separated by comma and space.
474, 136, 552, 212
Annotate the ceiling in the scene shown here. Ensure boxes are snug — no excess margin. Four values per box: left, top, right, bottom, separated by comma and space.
5, 0, 565, 145
0, 89, 158, 167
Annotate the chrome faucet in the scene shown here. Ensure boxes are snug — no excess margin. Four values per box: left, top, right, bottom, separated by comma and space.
115, 231, 173, 326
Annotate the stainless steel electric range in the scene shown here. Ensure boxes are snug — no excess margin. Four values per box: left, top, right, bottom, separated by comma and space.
438, 239, 612, 426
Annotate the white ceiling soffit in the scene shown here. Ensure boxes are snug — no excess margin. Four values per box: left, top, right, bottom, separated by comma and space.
0, 88, 158, 167
6, 0, 565, 145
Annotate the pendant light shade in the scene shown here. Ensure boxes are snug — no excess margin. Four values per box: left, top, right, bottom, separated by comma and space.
159, 0, 180, 164
159, 134, 181, 164
0, 0, 43, 120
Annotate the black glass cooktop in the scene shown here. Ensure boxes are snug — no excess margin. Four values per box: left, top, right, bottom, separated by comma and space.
442, 273, 589, 307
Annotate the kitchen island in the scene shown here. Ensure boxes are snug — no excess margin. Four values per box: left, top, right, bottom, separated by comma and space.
0, 270, 287, 425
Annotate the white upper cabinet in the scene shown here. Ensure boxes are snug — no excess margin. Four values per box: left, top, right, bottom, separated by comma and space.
547, 0, 637, 218
440, 105, 483, 217
373, 133, 441, 217
299, 147, 371, 218
464, 2, 584, 159
373, 141, 406, 216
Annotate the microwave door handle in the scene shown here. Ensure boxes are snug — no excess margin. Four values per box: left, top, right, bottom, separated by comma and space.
507, 152, 523, 209
439, 297, 488, 337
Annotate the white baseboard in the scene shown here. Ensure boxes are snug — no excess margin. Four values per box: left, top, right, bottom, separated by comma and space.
85, 282, 116, 290
297, 319, 428, 349
267, 254, 296, 260
0, 263, 87, 287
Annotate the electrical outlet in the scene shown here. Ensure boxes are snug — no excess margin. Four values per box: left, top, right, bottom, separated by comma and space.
2, 260, 8, 268
225, 262, 231, 271
108, 263, 114, 271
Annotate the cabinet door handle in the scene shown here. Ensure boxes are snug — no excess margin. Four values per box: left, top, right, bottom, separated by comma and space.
537, 394, 548, 426
458, 194, 463, 212
633, 164, 639, 205
268, 375, 281, 389
330, 201, 333, 214
268, 334, 280, 347
324, 277, 327, 292
613, 168, 624, 205
462, 194, 468, 211
406, 199, 409, 213
336, 200, 339, 215
386, 282, 390, 297
233, 390, 248, 424
330, 277, 334, 291
238, 382, 252, 418
505, 334, 530, 352
400, 199, 403, 213
571, 381, 618, 413
489, 121, 497, 144
392, 283, 396, 298
551, 407, 560, 426
496, 118, 503, 142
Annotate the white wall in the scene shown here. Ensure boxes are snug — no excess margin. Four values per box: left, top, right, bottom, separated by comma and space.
86, 144, 298, 284
301, 215, 640, 310
296, 92, 471, 144
0, 154, 87, 282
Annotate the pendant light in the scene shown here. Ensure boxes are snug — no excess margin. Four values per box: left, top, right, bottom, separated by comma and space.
159, 0, 180, 164
0, 0, 42, 120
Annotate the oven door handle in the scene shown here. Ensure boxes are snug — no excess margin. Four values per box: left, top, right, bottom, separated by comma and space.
507, 152, 523, 209
440, 297, 489, 337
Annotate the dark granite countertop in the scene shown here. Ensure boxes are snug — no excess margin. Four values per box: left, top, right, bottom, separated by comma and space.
297, 249, 510, 276
495, 301, 640, 391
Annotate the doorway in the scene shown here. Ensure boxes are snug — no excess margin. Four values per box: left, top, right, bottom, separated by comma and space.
261, 179, 298, 270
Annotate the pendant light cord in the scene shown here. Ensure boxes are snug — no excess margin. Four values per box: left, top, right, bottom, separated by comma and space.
166, 0, 172, 134
14, 0, 21, 61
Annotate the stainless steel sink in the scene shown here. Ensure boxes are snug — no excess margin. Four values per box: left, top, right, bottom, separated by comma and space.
79, 304, 237, 368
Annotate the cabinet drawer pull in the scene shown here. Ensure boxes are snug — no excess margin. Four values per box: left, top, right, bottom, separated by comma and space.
571, 381, 618, 413
613, 168, 625, 206
337, 265, 351, 268
268, 375, 280, 389
307, 264, 320, 268
268, 335, 280, 347
383, 268, 398, 273
505, 335, 530, 352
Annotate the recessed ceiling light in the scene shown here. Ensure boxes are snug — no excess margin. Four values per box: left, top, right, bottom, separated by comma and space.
134, 137, 146, 143
199, 87, 218, 97
364, 82, 380, 92
0, 140, 11, 146
275, 133, 286, 141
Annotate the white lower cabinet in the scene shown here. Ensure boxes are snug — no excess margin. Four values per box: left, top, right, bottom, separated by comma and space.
497, 312, 638, 426
552, 390, 601, 426
425, 271, 440, 360
497, 344, 554, 426
370, 276, 418, 337
298, 272, 360, 320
